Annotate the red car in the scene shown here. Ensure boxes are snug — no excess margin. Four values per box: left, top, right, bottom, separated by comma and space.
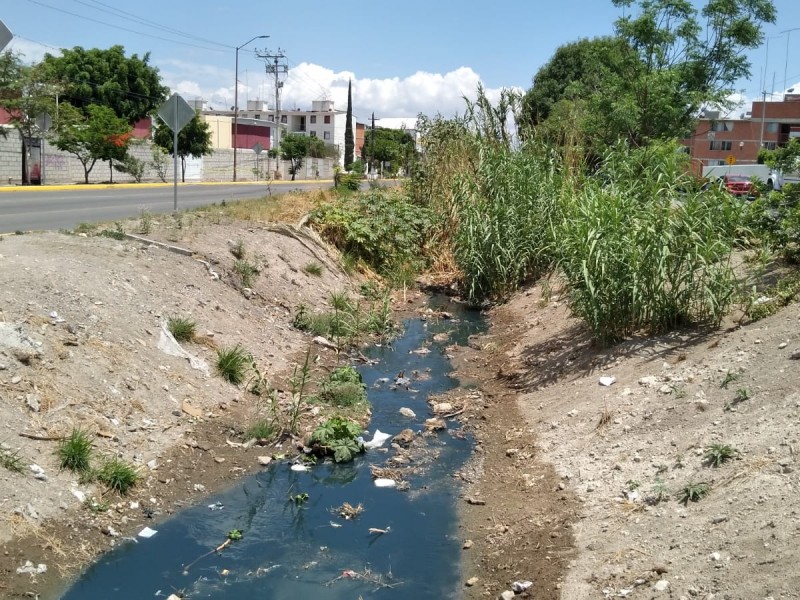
721, 174, 756, 198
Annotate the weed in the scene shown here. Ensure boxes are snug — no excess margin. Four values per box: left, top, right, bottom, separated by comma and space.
719, 370, 738, 389
74, 222, 96, 234
245, 419, 278, 442
83, 498, 111, 513
726, 387, 751, 411
234, 258, 258, 289
648, 478, 670, 504
227, 529, 243, 541
302, 262, 323, 277
57, 429, 93, 473
0, 445, 25, 473
99, 228, 126, 240
216, 344, 251, 385
596, 403, 613, 429
138, 209, 153, 234
14, 230, 24, 235
704, 443, 738, 467
97, 457, 139, 495
287, 347, 313, 435
625, 479, 641, 491
317, 366, 368, 409
167, 316, 196, 342
230, 239, 246, 259
309, 417, 365, 463
677, 482, 710, 505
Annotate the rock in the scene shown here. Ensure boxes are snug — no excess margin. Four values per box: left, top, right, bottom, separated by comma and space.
465, 496, 486, 505
25, 394, 40, 412
214, 457, 225, 464
242, 287, 253, 299
392, 429, 415, 447
312, 336, 338, 350
463, 539, 474, 549
499, 591, 515, 600
466, 576, 479, 587
432, 402, 453, 414
653, 580, 669, 592
512, 581, 534, 593
193, 484, 206, 492
638, 375, 662, 387
778, 342, 788, 349
790, 349, 800, 360
101, 525, 119, 537
10, 375, 22, 385
399, 407, 416, 418
424, 418, 446, 431
257, 455, 272, 466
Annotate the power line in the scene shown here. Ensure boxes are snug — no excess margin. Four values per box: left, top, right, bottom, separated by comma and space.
73, 0, 232, 49
25, 0, 228, 54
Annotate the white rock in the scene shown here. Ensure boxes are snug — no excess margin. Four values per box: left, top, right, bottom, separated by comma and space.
653, 580, 669, 592
71, 489, 86, 503
399, 407, 416, 418
499, 591, 515, 600
257, 455, 272, 466
16, 560, 47, 575
598, 376, 616, 386
512, 580, 534, 592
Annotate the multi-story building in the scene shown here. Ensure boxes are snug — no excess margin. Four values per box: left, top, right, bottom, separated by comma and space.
199, 98, 363, 167
682, 95, 800, 169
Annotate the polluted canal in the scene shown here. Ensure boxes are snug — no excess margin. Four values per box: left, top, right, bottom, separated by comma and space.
60, 296, 485, 599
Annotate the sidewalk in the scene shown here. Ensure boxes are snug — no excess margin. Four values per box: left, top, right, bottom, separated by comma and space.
0, 179, 330, 193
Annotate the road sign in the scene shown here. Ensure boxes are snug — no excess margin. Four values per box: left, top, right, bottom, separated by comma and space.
726, 154, 736, 166
253, 143, 263, 155
0, 20, 12, 53
157, 93, 195, 133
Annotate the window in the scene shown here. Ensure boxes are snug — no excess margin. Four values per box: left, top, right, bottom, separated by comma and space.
711, 121, 734, 132
323, 131, 331, 140
310, 130, 317, 137
254, 114, 260, 120
766, 122, 779, 134
324, 115, 331, 124
763, 141, 777, 150
268, 114, 274, 121
281, 115, 287, 123
310, 115, 317, 124
709, 141, 732, 151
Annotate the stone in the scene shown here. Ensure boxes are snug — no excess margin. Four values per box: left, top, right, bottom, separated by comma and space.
499, 591, 515, 600
512, 581, 534, 593
392, 429, 415, 447
432, 402, 453, 414
463, 539, 474, 549
466, 577, 479, 586
257, 455, 272, 466
424, 418, 446, 431
653, 580, 669, 592
399, 407, 416, 418
25, 394, 41, 412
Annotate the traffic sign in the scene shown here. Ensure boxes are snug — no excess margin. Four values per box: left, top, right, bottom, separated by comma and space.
157, 94, 195, 133
726, 154, 736, 165
253, 143, 263, 155
0, 20, 12, 53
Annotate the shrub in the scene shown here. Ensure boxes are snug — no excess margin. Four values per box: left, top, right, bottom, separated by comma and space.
309, 417, 365, 463
57, 429, 93, 473
97, 457, 138, 495
0, 446, 24, 473
704, 443, 738, 467
216, 345, 251, 385
317, 366, 368, 408
167, 316, 196, 342
302, 262, 323, 276
245, 419, 278, 442
233, 259, 258, 288
677, 482, 710, 505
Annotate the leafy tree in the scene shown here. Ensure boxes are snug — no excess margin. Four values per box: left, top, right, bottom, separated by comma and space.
522, 0, 776, 151
279, 133, 311, 180
153, 113, 213, 182
360, 126, 416, 175
40, 45, 168, 122
344, 79, 354, 169
760, 138, 800, 175
51, 103, 132, 184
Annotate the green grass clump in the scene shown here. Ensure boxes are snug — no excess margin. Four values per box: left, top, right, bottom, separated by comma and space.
0, 446, 25, 473
97, 457, 139, 495
677, 482, 710, 505
302, 262, 323, 276
216, 344, 251, 385
167, 316, 196, 342
57, 429, 93, 473
704, 443, 738, 467
245, 419, 277, 442
234, 258, 258, 288
317, 366, 369, 409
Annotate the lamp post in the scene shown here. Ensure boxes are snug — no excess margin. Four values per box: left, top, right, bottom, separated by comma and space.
233, 34, 269, 182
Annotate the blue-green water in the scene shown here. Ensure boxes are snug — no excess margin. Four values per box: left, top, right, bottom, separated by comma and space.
60, 297, 484, 599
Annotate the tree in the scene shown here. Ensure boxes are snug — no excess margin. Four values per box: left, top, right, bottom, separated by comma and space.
40, 45, 168, 123
522, 0, 776, 150
279, 133, 312, 180
51, 103, 132, 184
360, 127, 416, 175
344, 79, 354, 169
152, 113, 213, 182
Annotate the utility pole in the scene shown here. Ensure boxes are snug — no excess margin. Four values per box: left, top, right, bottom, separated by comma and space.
370, 112, 378, 177
759, 90, 767, 149
258, 48, 288, 155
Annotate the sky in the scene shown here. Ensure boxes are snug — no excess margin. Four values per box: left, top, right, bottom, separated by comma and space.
4, 0, 800, 128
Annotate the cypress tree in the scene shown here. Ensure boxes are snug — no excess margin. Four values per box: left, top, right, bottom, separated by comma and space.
344, 79, 354, 169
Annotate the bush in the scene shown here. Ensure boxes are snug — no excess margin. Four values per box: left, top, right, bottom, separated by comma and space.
57, 428, 93, 473
216, 344, 251, 385
167, 316, 196, 342
309, 417, 365, 463
317, 366, 368, 408
557, 143, 744, 344
97, 457, 138, 495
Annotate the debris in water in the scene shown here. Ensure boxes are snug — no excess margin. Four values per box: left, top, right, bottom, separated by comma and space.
138, 526, 158, 538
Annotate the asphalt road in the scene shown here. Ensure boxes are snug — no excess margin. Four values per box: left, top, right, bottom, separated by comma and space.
0, 180, 338, 233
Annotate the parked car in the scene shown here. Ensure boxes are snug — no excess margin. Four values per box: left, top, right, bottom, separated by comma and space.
721, 174, 757, 198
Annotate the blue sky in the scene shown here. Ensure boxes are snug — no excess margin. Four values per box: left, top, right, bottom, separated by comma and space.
4, 0, 800, 126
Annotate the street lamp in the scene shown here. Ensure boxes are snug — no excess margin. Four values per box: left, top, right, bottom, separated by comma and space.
233, 34, 269, 182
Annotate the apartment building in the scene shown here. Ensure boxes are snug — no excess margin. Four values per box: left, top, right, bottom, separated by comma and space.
683, 95, 800, 168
